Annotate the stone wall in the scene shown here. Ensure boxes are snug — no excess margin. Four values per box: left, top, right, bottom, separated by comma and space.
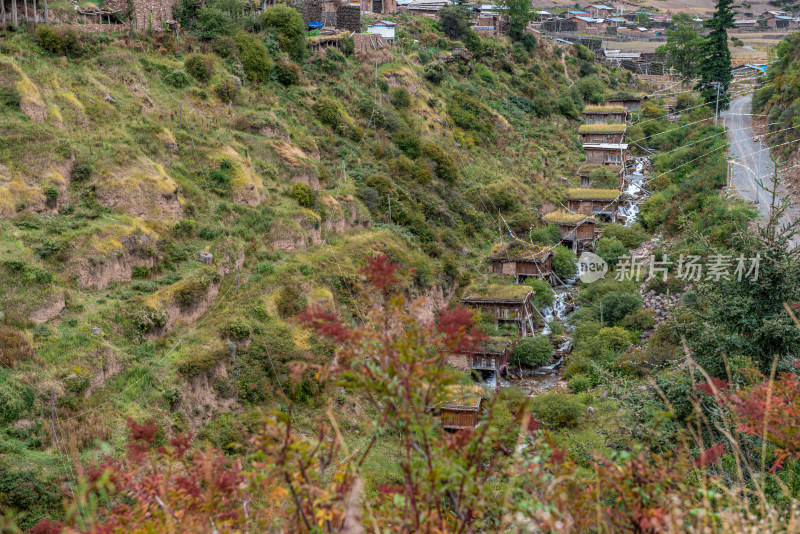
336, 5, 361, 32
294, 0, 322, 25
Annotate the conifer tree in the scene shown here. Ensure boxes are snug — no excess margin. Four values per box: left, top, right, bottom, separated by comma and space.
696, 0, 735, 108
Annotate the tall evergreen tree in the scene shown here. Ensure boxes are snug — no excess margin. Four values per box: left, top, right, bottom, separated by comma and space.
696, 0, 735, 108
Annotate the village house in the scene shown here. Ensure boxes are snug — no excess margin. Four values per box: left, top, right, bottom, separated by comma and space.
577, 163, 623, 187
473, 3, 504, 35
367, 20, 397, 41
572, 15, 605, 32
582, 141, 628, 166
437, 385, 484, 431
542, 210, 597, 253
460, 284, 536, 336
446, 337, 511, 373
764, 11, 794, 28
488, 242, 554, 283
586, 4, 613, 18
582, 104, 627, 123
537, 9, 553, 21
732, 18, 758, 29
606, 93, 645, 111
564, 9, 591, 20
566, 188, 620, 222
403, 0, 450, 16
578, 122, 626, 144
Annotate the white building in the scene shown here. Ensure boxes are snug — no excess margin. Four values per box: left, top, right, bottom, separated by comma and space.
367, 19, 397, 41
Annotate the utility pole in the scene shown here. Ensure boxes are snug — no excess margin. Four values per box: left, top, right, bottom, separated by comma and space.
714, 82, 721, 127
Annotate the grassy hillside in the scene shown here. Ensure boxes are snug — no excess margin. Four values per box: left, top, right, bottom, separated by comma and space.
0, 14, 653, 526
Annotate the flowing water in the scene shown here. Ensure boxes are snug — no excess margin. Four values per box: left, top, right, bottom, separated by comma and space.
480, 157, 652, 395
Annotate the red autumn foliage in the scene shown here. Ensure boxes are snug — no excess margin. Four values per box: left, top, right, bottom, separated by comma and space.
722, 367, 800, 471
359, 255, 401, 291
434, 305, 486, 352
695, 443, 727, 466
695, 376, 729, 397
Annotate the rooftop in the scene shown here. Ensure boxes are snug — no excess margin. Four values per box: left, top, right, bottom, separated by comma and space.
578, 123, 627, 133
462, 283, 533, 303
583, 142, 629, 150
488, 241, 554, 261
542, 210, 597, 225
583, 105, 627, 113
440, 384, 484, 410
589, 4, 614, 9
567, 187, 620, 200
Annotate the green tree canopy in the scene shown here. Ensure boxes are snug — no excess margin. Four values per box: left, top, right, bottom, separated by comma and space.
656, 21, 704, 79
696, 0, 735, 108
262, 5, 308, 62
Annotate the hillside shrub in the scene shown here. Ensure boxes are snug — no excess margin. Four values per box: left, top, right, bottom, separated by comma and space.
234, 32, 273, 84
274, 60, 300, 86
0, 326, 34, 368
391, 87, 411, 109
424, 61, 447, 83
421, 142, 457, 183
601, 223, 646, 249
197, 8, 232, 41
573, 42, 594, 61
70, 162, 93, 182
35, 25, 83, 57
574, 75, 605, 104
530, 392, 583, 428
525, 277, 555, 310
393, 129, 422, 159
131, 307, 168, 334
595, 236, 627, 267
276, 285, 308, 318
163, 70, 192, 89
597, 326, 632, 351
551, 245, 577, 280
0, 87, 19, 110
510, 335, 552, 367
557, 93, 579, 118
215, 76, 240, 103
222, 320, 251, 340
339, 37, 354, 56
599, 291, 642, 326
569, 373, 592, 393
530, 224, 560, 245
262, 5, 308, 62
439, 4, 471, 39
185, 54, 214, 83
288, 182, 316, 208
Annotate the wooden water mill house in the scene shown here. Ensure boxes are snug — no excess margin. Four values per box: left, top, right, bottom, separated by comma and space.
578, 123, 626, 145
566, 188, 620, 223
488, 242, 555, 284
437, 385, 485, 431
446, 337, 512, 373
542, 210, 597, 253
460, 284, 536, 336
582, 104, 627, 124
577, 163, 624, 188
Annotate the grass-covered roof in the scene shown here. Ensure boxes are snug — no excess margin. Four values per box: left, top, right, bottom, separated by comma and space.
488, 241, 553, 261
578, 123, 627, 133
567, 188, 620, 201
583, 105, 627, 113
542, 210, 597, 225
462, 283, 532, 302
441, 385, 484, 410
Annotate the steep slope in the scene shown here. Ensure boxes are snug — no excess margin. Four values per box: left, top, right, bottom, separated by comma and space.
0, 20, 649, 526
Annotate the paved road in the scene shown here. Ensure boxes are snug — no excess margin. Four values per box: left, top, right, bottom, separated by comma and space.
723, 93, 775, 218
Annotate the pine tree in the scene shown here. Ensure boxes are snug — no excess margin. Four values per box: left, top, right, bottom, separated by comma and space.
696, 0, 735, 108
